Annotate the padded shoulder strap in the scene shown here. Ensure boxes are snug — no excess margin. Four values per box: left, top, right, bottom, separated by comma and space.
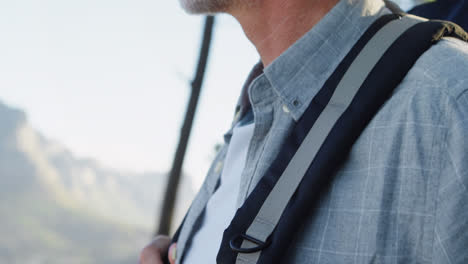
233, 14, 424, 264
216, 13, 468, 264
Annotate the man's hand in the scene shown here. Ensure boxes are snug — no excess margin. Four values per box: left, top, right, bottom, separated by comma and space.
139, 235, 177, 264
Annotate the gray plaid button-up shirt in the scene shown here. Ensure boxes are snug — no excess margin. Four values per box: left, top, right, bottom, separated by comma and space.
175, 0, 468, 263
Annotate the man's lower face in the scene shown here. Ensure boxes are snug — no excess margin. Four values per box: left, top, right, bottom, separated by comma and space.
179, 0, 232, 14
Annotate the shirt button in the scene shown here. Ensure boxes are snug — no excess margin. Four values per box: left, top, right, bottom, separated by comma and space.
282, 105, 291, 113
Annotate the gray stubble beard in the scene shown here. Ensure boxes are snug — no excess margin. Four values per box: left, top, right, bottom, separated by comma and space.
179, 0, 234, 14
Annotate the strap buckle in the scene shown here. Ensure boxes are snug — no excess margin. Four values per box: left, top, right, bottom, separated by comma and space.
229, 233, 271, 253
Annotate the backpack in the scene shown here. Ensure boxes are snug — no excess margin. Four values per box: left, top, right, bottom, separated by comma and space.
409, 0, 468, 30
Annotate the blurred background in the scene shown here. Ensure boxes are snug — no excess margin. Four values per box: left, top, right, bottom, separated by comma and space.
0, 0, 426, 263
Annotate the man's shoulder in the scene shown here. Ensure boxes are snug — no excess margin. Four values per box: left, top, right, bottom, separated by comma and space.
385, 37, 468, 127
407, 37, 468, 101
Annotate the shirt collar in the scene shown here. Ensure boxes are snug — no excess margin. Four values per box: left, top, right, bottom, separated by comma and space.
263, 0, 389, 121
226, 61, 263, 143
235, 61, 264, 118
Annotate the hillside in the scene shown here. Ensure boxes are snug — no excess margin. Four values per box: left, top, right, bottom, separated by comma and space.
0, 101, 194, 263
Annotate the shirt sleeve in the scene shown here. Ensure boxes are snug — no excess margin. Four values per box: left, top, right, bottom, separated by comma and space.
433, 90, 468, 264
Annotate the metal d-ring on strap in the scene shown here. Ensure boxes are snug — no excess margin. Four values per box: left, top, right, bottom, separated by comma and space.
234, 15, 426, 264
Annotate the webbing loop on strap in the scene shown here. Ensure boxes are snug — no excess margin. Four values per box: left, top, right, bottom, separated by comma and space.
234, 15, 426, 264
229, 233, 272, 253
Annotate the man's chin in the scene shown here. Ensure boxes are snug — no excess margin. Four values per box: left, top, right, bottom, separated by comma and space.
181, 8, 218, 15
179, 0, 226, 15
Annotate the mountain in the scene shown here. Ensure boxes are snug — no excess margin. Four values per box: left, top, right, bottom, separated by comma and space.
0, 101, 194, 263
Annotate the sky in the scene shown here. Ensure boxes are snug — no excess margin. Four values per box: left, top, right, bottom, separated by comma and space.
0, 0, 417, 189
0, 0, 259, 189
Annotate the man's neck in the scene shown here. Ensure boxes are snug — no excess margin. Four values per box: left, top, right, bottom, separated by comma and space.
229, 0, 339, 67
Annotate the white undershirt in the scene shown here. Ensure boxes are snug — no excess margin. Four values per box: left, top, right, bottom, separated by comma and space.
183, 120, 255, 264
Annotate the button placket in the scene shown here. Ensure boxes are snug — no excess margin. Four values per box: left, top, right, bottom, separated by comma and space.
237, 76, 277, 205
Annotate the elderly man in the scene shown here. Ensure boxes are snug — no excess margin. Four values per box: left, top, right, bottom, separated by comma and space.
141, 0, 468, 263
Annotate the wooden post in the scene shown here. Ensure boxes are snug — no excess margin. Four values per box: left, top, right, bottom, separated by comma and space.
156, 15, 215, 236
